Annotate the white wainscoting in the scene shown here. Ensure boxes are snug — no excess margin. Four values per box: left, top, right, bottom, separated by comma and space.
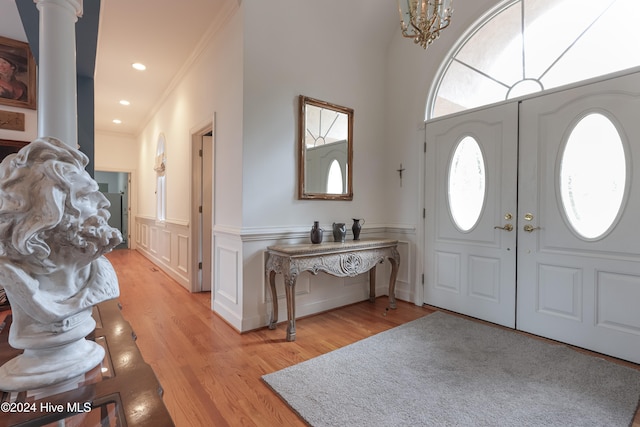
135, 216, 190, 290
134, 219, 417, 333
212, 226, 244, 331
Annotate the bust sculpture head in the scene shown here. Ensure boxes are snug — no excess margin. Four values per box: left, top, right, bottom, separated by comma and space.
0, 137, 121, 273
0, 137, 122, 391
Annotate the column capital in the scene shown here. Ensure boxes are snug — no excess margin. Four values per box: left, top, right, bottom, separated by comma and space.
34, 0, 83, 18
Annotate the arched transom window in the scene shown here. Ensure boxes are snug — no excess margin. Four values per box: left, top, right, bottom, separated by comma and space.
429, 0, 640, 119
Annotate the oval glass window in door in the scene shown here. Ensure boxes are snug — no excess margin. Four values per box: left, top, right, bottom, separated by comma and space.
560, 113, 627, 240
448, 136, 486, 231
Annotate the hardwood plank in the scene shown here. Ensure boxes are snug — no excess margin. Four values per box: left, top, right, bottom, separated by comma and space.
106, 249, 640, 426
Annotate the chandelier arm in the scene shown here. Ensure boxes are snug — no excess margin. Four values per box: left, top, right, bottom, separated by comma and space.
438, 17, 452, 32
397, 0, 453, 49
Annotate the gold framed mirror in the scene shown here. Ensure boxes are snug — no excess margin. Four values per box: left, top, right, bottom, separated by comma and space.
298, 95, 353, 200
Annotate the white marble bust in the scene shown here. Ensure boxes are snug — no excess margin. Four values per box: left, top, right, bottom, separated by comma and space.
0, 137, 122, 391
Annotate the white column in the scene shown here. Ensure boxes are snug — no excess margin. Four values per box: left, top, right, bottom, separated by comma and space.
34, 0, 83, 147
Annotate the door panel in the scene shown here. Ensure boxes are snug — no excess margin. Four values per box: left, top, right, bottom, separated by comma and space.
518, 71, 640, 363
202, 135, 213, 292
425, 102, 518, 328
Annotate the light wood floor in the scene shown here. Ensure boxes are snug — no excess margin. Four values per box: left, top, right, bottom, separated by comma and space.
106, 249, 640, 427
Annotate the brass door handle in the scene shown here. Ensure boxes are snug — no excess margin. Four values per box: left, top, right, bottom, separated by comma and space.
523, 224, 541, 233
494, 224, 513, 232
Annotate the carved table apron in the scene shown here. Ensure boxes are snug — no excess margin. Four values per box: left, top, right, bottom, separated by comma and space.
265, 239, 400, 341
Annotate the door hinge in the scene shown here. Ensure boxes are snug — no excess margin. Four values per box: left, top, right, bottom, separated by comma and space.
199, 149, 203, 157
199, 206, 202, 213
423, 208, 426, 218
424, 142, 427, 153
198, 262, 203, 270
421, 273, 424, 284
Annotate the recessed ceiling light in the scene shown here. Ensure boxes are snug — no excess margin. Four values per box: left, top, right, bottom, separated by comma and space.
132, 62, 146, 71
119, 100, 130, 106
113, 119, 122, 124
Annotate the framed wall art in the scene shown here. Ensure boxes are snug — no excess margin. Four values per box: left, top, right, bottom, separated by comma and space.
0, 36, 36, 110
0, 138, 28, 161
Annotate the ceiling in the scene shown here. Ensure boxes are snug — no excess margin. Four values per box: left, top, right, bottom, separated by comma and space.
6, 0, 232, 136
3, 0, 400, 137
92, 0, 233, 136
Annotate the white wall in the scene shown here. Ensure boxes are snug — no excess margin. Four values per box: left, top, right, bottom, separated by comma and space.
242, 0, 390, 229
235, 1, 410, 332
95, 131, 138, 171
128, 2, 244, 293
386, 0, 502, 224
135, 3, 243, 225
385, 0, 502, 303
126, 0, 505, 331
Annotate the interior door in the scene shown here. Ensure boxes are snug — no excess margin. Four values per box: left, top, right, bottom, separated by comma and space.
425, 102, 518, 328
192, 132, 213, 292
202, 135, 213, 292
517, 71, 640, 363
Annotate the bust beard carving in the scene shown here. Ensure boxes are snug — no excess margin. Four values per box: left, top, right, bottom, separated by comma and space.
0, 137, 122, 391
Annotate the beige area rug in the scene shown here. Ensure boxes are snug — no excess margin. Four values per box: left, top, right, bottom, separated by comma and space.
263, 311, 640, 426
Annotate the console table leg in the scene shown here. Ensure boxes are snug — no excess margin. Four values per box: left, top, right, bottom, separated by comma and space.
268, 270, 278, 330
388, 257, 399, 309
284, 274, 296, 341
369, 266, 376, 302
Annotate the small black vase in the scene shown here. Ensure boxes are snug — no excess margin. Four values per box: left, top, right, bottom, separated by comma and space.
310, 221, 323, 244
352, 218, 365, 240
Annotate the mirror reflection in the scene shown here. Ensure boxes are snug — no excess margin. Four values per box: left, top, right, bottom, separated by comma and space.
298, 95, 353, 200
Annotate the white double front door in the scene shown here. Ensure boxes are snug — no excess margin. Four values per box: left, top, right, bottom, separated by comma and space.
425, 70, 640, 363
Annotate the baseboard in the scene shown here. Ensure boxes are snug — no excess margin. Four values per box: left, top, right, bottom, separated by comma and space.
136, 247, 190, 291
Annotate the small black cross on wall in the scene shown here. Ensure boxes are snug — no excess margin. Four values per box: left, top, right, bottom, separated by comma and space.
397, 163, 405, 187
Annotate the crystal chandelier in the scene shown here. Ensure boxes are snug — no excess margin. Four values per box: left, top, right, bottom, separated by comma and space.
397, 0, 453, 49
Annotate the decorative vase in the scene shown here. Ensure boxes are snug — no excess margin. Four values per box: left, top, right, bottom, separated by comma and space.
310, 221, 323, 244
332, 222, 347, 243
352, 218, 365, 240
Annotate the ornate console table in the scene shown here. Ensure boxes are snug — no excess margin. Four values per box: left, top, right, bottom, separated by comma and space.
265, 238, 400, 341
